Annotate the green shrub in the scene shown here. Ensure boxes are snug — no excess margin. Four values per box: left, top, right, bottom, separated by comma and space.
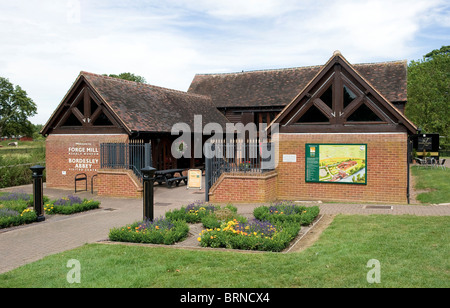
253, 202, 320, 226
165, 201, 220, 223
45, 195, 100, 215
199, 219, 301, 252
109, 218, 189, 245
0, 192, 43, 228
0, 208, 37, 229
200, 205, 248, 229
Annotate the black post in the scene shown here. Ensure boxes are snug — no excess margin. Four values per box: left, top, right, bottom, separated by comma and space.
30, 165, 45, 222
205, 143, 212, 202
141, 166, 156, 221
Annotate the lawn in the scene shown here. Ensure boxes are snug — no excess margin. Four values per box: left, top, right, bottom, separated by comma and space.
412, 165, 450, 204
1, 215, 448, 288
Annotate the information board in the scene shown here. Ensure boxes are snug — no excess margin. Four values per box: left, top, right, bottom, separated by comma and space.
187, 169, 202, 189
306, 144, 367, 185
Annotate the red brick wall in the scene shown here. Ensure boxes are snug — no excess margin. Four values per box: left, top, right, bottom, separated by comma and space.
46, 134, 128, 190
276, 133, 408, 204
97, 169, 143, 199
209, 171, 278, 203
209, 133, 408, 204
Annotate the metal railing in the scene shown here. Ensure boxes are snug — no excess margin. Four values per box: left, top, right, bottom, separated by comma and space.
205, 140, 275, 201
100, 140, 152, 180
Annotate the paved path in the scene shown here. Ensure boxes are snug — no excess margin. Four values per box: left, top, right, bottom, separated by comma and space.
1, 184, 449, 274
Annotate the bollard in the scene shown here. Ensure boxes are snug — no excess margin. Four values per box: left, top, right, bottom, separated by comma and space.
30, 165, 46, 222
141, 166, 156, 222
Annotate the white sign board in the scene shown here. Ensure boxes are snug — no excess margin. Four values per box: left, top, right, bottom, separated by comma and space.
187, 169, 202, 190
283, 154, 297, 163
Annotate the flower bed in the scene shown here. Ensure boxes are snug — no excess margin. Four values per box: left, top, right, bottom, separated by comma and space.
253, 201, 320, 226
109, 217, 189, 245
44, 195, 100, 215
198, 219, 301, 252
109, 202, 320, 252
0, 192, 38, 229
165, 201, 217, 223
199, 203, 320, 252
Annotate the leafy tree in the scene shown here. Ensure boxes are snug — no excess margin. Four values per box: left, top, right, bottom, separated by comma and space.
406, 46, 450, 148
0, 77, 37, 137
104, 72, 147, 84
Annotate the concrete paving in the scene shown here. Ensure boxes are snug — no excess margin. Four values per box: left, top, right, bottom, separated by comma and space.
0, 182, 449, 274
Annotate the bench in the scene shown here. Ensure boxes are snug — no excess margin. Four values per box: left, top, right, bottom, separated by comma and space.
166, 176, 188, 188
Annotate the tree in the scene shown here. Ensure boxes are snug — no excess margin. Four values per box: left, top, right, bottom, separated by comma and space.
425, 45, 450, 59
0, 77, 37, 137
104, 72, 147, 84
406, 46, 450, 148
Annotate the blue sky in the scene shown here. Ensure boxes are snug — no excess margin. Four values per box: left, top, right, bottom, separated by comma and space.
0, 0, 449, 125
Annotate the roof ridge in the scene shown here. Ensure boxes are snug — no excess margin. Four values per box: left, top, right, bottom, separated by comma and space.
193, 60, 407, 77
80, 71, 211, 99
194, 65, 323, 76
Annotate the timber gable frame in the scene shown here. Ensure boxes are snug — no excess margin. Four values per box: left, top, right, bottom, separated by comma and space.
41, 73, 129, 136
270, 51, 417, 135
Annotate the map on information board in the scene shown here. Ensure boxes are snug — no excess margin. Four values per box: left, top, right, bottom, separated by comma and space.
306, 144, 367, 185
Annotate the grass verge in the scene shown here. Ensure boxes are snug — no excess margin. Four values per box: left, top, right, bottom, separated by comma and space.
0, 215, 448, 288
411, 166, 450, 204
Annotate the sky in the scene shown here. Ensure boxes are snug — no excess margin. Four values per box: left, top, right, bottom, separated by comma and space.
0, 0, 449, 125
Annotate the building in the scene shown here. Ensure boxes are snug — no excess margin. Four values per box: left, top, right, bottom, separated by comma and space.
41, 72, 228, 197
42, 51, 416, 202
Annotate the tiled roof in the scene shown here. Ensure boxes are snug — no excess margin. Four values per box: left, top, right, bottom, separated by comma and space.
188, 61, 407, 108
82, 72, 230, 133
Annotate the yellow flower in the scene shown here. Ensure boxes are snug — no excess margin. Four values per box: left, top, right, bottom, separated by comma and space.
197, 237, 201, 242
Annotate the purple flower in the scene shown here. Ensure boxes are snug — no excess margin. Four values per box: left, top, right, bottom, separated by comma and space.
185, 201, 216, 213
0, 208, 20, 218
0, 192, 31, 202
54, 195, 83, 206
137, 217, 175, 232
234, 219, 278, 237
269, 201, 298, 215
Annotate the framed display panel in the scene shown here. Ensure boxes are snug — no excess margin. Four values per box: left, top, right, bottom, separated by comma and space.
187, 169, 202, 190
305, 144, 367, 185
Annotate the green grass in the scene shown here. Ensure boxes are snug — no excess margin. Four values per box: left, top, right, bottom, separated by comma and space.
412, 166, 450, 204
1, 215, 448, 288
0, 141, 46, 189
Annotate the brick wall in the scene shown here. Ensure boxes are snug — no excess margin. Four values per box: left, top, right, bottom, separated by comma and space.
209, 171, 278, 203
46, 134, 128, 190
276, 133, 408, 204
97, 169, 143, 199
209, 133, 408, 204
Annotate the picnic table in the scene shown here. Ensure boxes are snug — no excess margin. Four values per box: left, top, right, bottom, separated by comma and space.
154, 169, 187, 188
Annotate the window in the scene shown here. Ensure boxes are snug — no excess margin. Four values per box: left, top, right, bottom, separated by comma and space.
93, 112, 114, 126
320, 85, 333, 109
343, 85, 357, 109
347, 103, 383, 122
297, 105, 329, 123
90, 99, 98, 115
62, 113, 83, 127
